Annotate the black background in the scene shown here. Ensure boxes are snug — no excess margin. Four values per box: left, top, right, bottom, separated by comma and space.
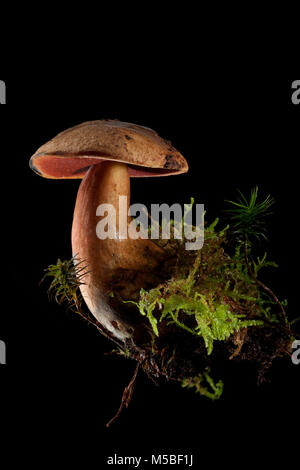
0, 76, 299, 467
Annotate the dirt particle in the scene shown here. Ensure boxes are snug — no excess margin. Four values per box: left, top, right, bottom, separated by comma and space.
111, 321, 120, 330
164, 154, 181, 170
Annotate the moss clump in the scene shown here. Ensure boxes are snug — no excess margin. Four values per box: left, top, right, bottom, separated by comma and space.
117, 190, 294, 399
41, 257, 85, 310
42, 189, 296, 414
125, 217, 267, 349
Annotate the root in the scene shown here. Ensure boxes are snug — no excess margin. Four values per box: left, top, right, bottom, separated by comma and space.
106, 362, 140, 428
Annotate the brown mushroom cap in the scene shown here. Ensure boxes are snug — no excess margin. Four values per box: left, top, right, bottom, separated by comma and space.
29, 120, 188, 179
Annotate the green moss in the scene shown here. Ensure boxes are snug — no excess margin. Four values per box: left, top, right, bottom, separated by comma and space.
41, 189, 294, 405
126, 243, 263, 355
41, 257, 85, 311
182, 369, 224, 400
126, 215, 268, 355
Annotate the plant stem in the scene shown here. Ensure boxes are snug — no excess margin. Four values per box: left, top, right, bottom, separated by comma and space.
244, 239, 287, 322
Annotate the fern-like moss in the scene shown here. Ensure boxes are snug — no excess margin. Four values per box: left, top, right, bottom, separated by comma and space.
127, 254, 263, 355
124, 212, 272, 354
182, 370, 224, 400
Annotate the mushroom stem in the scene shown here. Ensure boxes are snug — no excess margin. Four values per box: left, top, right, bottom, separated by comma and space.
71, 161, 165, 341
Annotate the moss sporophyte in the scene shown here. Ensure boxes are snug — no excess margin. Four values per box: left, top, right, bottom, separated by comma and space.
31, 121, 297, 426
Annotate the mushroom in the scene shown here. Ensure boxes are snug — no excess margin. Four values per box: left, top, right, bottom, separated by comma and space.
30, 120, 188, 343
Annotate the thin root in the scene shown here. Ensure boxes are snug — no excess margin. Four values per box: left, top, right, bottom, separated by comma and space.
106, 362, 140, 428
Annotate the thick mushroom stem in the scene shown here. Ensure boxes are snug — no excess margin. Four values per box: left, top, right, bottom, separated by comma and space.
71, 161, 165, 341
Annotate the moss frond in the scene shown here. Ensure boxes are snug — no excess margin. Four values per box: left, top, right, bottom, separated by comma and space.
40, 256, 88, 313
225, 186, 275, 242
129, 287, 262, 355
182, 370, 224, 400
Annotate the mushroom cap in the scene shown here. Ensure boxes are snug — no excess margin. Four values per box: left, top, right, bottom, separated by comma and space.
29, 120, 188, 179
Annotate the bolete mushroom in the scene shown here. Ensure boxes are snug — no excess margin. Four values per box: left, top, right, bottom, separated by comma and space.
30, 120, 188, 343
